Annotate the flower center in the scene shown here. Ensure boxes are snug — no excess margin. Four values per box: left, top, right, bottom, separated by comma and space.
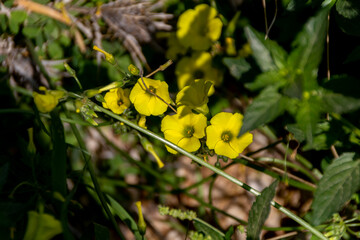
148, 86, 156, 94
193, 70, 204, 79
183, 126, 195, 138
117, 99, 123, 106
221, 131, 233, 143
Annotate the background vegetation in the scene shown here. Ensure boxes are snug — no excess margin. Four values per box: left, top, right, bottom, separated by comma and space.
1, 0, 360, 239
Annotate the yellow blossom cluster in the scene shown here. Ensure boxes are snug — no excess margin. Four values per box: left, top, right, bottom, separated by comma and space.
165, 4, 224, 96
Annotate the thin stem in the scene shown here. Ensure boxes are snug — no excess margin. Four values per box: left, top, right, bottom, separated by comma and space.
262, 0, 268, 37
96, 103, 327, 240
265, 0, 278, 40
139, 72, 177, 113
63, 107, 125, 240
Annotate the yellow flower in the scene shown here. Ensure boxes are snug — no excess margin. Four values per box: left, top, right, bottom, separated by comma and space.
166, 32, 187, 60
161, 108, 207, 154
206, 112, 253, 159
176, 79, 212, 116
135, 201, 146, 236
33, 87, 65, 113
175, 52, 223, 95
177, 4, 222, 51
138, 115, 147, 129
102, 88, 130, 114
130, 77, 171, 116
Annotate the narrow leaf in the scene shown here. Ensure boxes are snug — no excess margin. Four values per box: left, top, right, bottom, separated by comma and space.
107, 195, 142, 240
240, 87, 286, 135
287, 9, 328, 80
193, 218, 225, 240
244, 27, 287, 71
225, 226, 234, 240
311, 153, 360, 225
50, 109, 67, 196
247, 180, 278, 240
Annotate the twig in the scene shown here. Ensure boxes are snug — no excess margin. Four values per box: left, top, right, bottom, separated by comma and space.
265, 0, 278, 40
267, 231, 298, 240
139, 69, 177, 113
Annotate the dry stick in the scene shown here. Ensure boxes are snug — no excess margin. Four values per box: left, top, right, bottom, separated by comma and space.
267, 231, 298, 240
265, 0, 278, 40
326, 13, 339, 159
262, 0, 269, 36
139, 68, 177, 114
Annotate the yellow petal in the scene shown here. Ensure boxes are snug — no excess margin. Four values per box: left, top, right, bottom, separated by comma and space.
205, 125, 222, 149
133, 94, 152, 116
226, 113, 244, 135
178, 137, 201, 153
192, 114, 207, 138
230, 132, 253, 154
161, 114, 179, 132
210, 112, 232, 126
214, 141, 239, 159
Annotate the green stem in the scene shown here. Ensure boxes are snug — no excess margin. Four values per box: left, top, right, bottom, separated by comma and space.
62, 107, 125, 240
96, 104, 327, 240
257, 157, 317, 183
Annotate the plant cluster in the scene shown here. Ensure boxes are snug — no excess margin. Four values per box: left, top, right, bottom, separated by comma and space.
1, 0, 360, 240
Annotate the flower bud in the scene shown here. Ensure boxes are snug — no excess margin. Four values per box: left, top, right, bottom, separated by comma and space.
93, 45, 115, 65
128, 64, 140, 75
135, 201, 146, 236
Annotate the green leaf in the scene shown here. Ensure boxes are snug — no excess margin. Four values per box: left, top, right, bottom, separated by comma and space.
193, 218, 225, 240
225, 226, 234, 240
335, 0, 360, 36
94, 223, 110, 240
48, 41, 64, 59
322, 92, 360, 114
11, 10, 27, 23
322, 75, 360, 98
286, 124, 305, 143
245, 71, 287, 91
106, 195, 142, 240
23, 26, 41, 39
50, 110, 67, 196
9, 17, 19, 34
240, 87, 287, 135
295, 96, 321, 145
287, 9, 328, 81
244, 26, 287, 71
0, 15, 7, 31
222, 57, 251, 80
23, 211, 62, 240
311, 153, 360, 225
247, 180, 278, 240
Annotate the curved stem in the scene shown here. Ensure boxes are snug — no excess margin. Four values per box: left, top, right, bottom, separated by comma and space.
96, 103, 327, 240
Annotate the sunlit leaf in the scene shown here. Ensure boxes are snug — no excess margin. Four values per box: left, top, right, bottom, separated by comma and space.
311, 153, 360, 225
23, 211, 62, 240
287, 8, 328, 82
